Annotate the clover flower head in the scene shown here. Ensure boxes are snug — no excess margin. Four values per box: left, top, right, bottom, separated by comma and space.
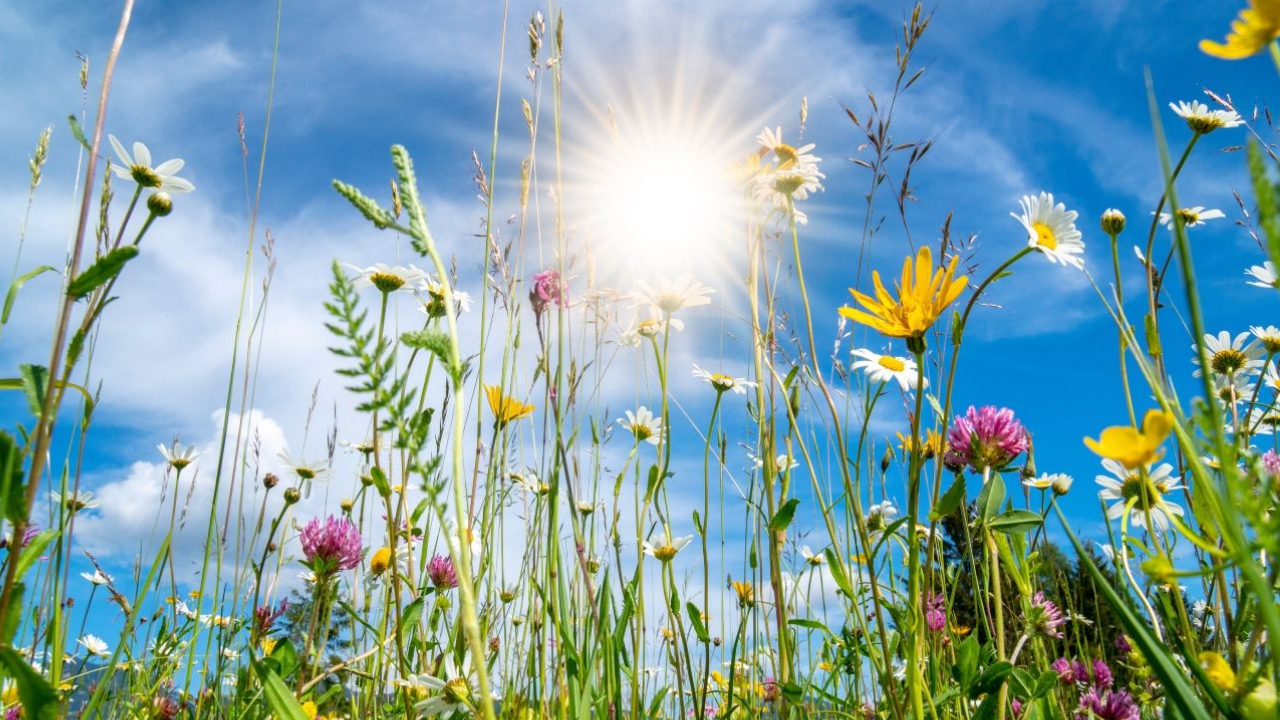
945, 405, 1028, 473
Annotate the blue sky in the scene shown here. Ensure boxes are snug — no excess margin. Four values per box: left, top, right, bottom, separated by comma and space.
0, 0, 1275, 658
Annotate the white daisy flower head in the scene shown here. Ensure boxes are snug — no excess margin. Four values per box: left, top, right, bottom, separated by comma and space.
1246, 261, 1277, 289
345, 263, 426, 294
1024, 473, 1073, 496
1193, 331, 1264, 378
276, 450, 330, 499
850, 348, 924, 391
1264, 365, 1280, 394
691, 363, 756, 395
642, 529, 693, 563
1251, 325, 1280, 354
1211, 372, 1255, 406
799, 545, 827, 566
756, 127, 821, 172
1096, 459, 1184, 531
1168, 100, 1244, 134
78, 634, 109, 658
618, 407, 663, 446
751, 453, 799, 473
107, 135, 195, 194
419, 275, 473, 318
631, 276, 714, 316
50, 490, 100, 513
80, 570, 112, 586
158, 441, 200, 471
1157, 207, 1225, 228
410, 655, 499, 717
1248, 405, 1280, 435
1013, 192, 1085, 270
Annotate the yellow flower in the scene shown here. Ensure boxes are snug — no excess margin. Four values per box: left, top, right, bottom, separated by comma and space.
897, 429, 945, 460
301, 700, 318, 720
260, 637, 278, 655
1201, 0, 1280, 59
485, 384, 535, 426
2, 683, 17, 706
731, 580, 755, 607
839, 246, 968, 340
1084, 410, 1176, 469
370, 546, 393, 575
1198, 651, 1237, 692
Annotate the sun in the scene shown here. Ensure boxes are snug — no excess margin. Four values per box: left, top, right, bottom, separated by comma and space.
567, 102, 749, 283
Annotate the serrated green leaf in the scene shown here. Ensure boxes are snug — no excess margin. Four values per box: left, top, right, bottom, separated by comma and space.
0, 645, 58, 720
769, 497, 800, 532
67, 246, 139, 299
931, 474, 966, 520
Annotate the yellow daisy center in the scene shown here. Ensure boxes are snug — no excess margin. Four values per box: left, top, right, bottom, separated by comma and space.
1177, 208, 1200, 224
710, 373, 735, 391
876, 355, 906, 372
369, 272, 406, 293
774, 144, 799, 168
1032, 222, 1057, 250
1210, 349, 1247, 375
652, 544, 679, 562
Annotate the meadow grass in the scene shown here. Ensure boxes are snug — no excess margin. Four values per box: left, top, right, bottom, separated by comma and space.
1, 2, 1280, 720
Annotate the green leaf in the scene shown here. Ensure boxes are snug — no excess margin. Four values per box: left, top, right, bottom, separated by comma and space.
685, 602, 709, 643
398, 596, 425, 643
988, 510, 1042, 535
254, 663, 309, 720
824, 547, 856, 598
976, 473, 1006, 524
788, 618, 830, 634
270, 639, 299, 679
951, 635, 980, 692
972, 660, 1013, 698
2, 266, 56, 326
14, 531, 57, 581
401, 328, 453, 369
768, 498, 800, 532
18, 365, 47, 417
0, 433, 20, 525
66, 246, 139, 299
369, 466, 392, 498
67, 115, 91, 151
0, 645, 58, 720
931, 474, 966, 520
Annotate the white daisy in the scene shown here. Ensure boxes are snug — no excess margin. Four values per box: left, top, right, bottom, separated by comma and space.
751, 454, 799, 473
80, 570, 111, 586
850, 348, 924, 391
1024, 473, 1073, 496
1157, 207, 1225, 228
1096, 459, 1184, 531
618, 407, 663, 446
419, 275, 473, 317
1212, 372, 1255, 405
107, 135, 195, 193
799, 545, 827, 566
276, 450, 330, 498
1246, 261, 1277, 289
752, 128, 825, 220
642, 530, 693, 563
50, 490, 100, 513
864, 500, 898, 536
344, 263, 426, 294
1264, 365, 1280, 394
691, 364, 756, 395
1251, 325, 1280, 354
1013, 192, 1085, 270
1168, 100, 1244, 134
78, 634, 110, 658
157, 442, 199, 471
1247, 405, 1280, 435
631, 276, 714, 316
1192, 331, 1265, 377
410, 656, 498, 717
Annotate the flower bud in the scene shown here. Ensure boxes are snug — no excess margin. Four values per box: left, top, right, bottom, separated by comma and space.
339, 497, 354, 512
283, 487, 301, 505
263, 473, 279, 489
147, 192, 173, 217
1100, 208, 1125, 236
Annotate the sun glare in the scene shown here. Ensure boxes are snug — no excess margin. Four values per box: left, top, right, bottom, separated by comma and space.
572, 110, 746, 283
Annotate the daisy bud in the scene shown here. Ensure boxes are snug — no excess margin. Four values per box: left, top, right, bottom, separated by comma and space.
339, 497, 354, 512
147, 192, 173, 217
1100, 208, 1125, 236
880, 445, 893, 474
283, 487, 301, 505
